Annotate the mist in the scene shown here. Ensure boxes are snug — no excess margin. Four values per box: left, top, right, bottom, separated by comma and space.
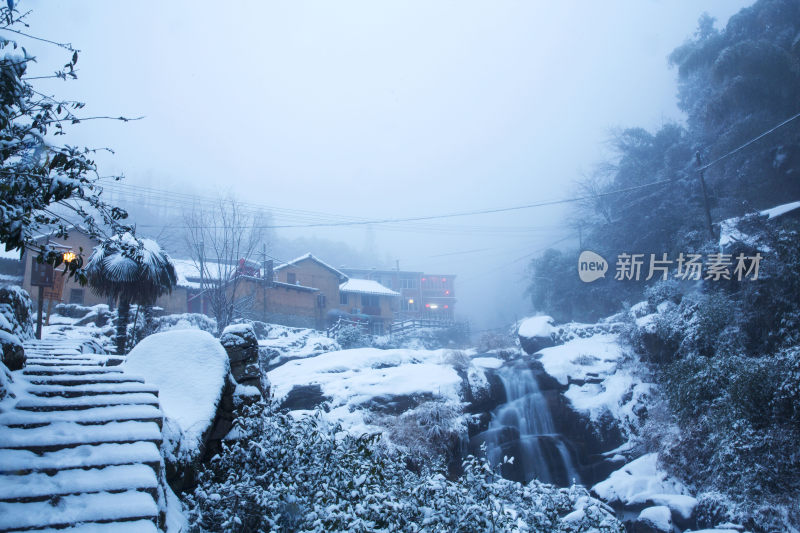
24, 0, 751, 330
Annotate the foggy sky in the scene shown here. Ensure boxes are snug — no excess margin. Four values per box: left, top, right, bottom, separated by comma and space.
21, 1, 752, 329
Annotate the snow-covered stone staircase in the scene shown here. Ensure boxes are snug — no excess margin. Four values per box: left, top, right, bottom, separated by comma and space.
0, 340, 166, 532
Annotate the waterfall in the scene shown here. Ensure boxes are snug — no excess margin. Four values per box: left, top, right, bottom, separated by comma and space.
477, 363, 580, 487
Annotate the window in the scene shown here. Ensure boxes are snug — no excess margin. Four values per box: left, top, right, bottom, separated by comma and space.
400, 278, 416, 289
362, 294, 380, 307
340, 292, 349, 305
401, 298, 417, 312
286, 272, 296, 284
317, 294, 326, 308
69, 288, 84, 305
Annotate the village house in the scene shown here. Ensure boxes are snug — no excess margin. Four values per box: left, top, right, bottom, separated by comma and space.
5, 232, 416, 333
340, 267, 456, 322
337, 278, 399, 334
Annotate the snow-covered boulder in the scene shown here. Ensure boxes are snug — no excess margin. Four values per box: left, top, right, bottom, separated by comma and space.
220, 323, 269, 396
125, 329, 230, 480
0, 285, 33, 370
593, 453, 697, 528
518, 315, 556, 354
635, 505, 672, 532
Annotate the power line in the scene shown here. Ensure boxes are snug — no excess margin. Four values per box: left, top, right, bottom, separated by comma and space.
118, 178, 674, 231
698, 109, 800, 172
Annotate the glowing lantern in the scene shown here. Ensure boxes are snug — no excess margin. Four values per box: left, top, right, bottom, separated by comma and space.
63, 251, 77, 263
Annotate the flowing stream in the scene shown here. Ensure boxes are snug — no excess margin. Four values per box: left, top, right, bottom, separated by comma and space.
478, 363, 581, 486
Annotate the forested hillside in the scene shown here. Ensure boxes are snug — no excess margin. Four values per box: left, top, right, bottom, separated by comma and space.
528, 1, 800, 529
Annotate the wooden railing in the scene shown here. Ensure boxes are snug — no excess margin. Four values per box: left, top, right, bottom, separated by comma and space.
326, 317, 369, 338
388, 318, 454, 335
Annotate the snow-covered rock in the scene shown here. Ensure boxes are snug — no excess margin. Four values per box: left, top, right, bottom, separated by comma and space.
636, 505, 672, 532
517, 315, 556, 354
593, 453, 697, 522
268, 347, 463, 435
220, 323, 268, 396
124, 329, 229, 460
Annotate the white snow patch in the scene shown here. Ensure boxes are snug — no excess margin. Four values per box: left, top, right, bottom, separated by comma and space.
471, 356, 503, 369
124, 329, 229, 458
518, 315, 554, 339
537, 334, 623, 386
638, 505, 672, 531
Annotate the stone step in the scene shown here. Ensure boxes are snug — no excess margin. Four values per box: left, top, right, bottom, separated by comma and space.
15, 393, 159, 411
27, 374, 143, 386
0, 464, 158, 502
0, 421, 162, 450
6, 520, 160, 533
24, 359, 98, 366
26, 383, 158, 398
23, 366, 124, 376
0, 404, 162, 429
0, 442, 161, 475
0, 490, 158, 531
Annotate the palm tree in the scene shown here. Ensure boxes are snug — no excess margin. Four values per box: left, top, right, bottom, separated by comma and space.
84, 232, 177, 354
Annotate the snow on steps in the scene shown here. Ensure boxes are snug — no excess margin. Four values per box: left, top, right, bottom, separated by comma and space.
5, 520, 158, 533
14, 392, 160, 411
0, 464, 158, 501
0, 339, 169, 532
0, 491, 159, 530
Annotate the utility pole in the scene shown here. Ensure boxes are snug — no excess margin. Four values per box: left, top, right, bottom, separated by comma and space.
199, 240, 205, 315
261, 244, 268, 323
695, 152, 716, 240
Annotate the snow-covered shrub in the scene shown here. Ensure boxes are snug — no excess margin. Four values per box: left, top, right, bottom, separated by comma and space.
184, 401, 623, 533
369, 334, 399, 350
375, 400, 465, 466
444, 349, 470, 372
154, 313, 217, 335
643, 279, 682, 307
0, 285, 33, 340
335, 324, 368, 349
0, 285, 33, 370
476, 330, 515, 353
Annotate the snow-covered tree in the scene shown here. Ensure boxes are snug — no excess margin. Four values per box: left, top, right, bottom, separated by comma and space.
84, 233, 176, 353
184, 197, 267, 333
0, 5, 133, 277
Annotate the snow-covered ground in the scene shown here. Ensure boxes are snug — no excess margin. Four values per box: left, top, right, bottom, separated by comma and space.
257, 323, 339, 369
268, 347, 470, 435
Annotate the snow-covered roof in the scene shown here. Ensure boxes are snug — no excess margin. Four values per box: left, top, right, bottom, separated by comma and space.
339, 279, 399, 297
761, 200, 800, 219
275, 253, 349, 282
718, 200, 800, 248
171, 258, 231, 288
